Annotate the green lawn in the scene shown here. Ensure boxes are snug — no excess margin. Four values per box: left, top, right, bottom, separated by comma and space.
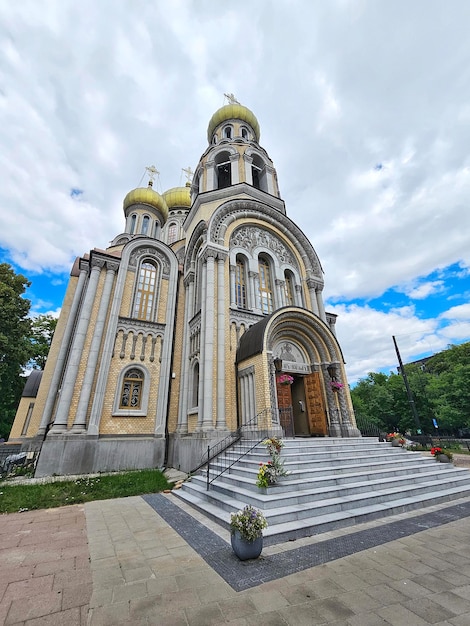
0, 469, 172, 514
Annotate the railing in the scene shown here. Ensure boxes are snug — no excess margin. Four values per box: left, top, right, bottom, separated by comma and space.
354, 413, 387, 439
197, 408, 276, 490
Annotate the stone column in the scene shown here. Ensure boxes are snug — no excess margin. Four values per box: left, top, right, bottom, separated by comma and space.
275, 278, 284, 307
200, 251, 216, 431
205, 160, 215, 191
80, 262, 118, 435
177, 274, 194, 434
229, 264, 236, 307
37, 264, 88, 436
243, 154, 253, 185
196, 261, 207, 430
316, 287, 327, 322
50, 258, 103, 434
216, 254, 227, 430
230, 154, 239, 184
306, 278, 319, 316
323, 365, 342, 437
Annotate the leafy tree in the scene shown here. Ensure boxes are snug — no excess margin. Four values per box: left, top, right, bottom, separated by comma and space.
28, 314, 58, 370
0, 263, 32, 438
351, 342, 470, 436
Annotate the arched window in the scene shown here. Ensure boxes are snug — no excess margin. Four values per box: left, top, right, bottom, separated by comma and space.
215, 152, 232, 189
167, 222, 178, 244
119, 368, 143, 409
258, 256, 274, 314
235, 256, 247, 308
142, 215, 150, 235
130, 214, 136, 234
192, 362, 199, 408
241, 127, 248, 139
224, 126, 232, 139
284, 271, 295, 306
133, 261, 157, 320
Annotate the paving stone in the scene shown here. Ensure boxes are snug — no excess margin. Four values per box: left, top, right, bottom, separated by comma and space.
184, 602, 226, 626
246, 589, 290, 613
377, 602, 429, 625
431, 591, 470, 615
278, 601, 330, 625
403, 596, 456, 622
314, 597, 355, 622
24, 606, 82, 625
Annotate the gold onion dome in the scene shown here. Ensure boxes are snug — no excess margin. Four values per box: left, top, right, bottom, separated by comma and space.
123, 184, 169, 221
163, 184, 191, 209
207, 104, 260, 143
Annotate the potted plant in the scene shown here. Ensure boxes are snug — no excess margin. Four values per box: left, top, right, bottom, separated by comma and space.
278, 373, 294, 385
430, 446, 453, 463
330, 380, 344, 392
230, 505, 268, 560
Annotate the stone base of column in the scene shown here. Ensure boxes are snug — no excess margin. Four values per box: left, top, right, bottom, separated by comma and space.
69, 425, 87, 434
48, 424, 69, 435
328, 423, 343, 437
342, 425, 361, 438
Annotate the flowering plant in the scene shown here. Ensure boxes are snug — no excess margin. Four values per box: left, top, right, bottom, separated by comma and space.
278, 373, 294, 385
385, 432, 401, 442
430, 446, 453, 461
230, 505, 268, 541
256, 454, 288, 488
330, 380, 344, 391
263, 437, 284, 456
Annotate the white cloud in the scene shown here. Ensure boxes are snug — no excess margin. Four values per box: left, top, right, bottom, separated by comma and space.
1, 0, 470, 384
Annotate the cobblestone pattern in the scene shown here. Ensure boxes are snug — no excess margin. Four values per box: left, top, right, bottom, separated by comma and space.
143, 493, 470, 592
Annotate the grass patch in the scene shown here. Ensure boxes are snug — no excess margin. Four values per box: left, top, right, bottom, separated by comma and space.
0, 469, 172, 514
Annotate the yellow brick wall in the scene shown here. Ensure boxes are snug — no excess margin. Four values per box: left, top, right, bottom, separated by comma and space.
9, 274, 79, 439
167, 273, 185, 434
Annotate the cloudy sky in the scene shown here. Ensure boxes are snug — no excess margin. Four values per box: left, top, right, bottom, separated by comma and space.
1, 0, 469, 383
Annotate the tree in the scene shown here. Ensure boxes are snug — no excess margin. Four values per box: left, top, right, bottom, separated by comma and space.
28, 314, 58, 370
0, 263, 32, 438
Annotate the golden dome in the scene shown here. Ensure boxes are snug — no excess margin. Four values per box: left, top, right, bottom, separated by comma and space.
207, 104, 260, 143
123, 185, 169, 221
163, 184, 191, 209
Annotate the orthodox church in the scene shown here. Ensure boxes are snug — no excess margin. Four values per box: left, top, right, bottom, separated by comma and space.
10, 97, 360, 476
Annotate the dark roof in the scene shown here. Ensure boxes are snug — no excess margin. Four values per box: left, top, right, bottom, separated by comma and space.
236, 314, 273, 363
21, 370, 43, 397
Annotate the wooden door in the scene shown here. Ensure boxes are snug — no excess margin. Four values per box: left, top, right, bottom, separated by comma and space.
276, 378, 294, 436
304, 372, 328, 436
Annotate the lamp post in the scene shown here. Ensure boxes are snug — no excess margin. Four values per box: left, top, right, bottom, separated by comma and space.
392, 336, 422, 434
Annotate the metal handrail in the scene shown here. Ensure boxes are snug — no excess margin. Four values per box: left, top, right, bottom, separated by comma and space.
193, 407, 275, 489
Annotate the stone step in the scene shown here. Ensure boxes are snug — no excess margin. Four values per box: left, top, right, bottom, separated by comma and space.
174, 438, 470, 541
180, 470, 470, 520
191, 465, 470, 503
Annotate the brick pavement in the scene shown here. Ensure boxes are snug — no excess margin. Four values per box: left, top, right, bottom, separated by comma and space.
0, 504, 91, 625
1, 492, 470, 625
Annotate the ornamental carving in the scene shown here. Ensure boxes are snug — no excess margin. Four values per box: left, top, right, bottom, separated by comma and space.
129, 247, 171, 275
230, 226, 296, 266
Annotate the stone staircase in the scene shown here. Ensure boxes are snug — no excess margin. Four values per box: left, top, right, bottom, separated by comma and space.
174, 437, 470, 545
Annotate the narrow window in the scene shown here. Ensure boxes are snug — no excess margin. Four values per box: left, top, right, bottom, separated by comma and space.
284, 271, 294, 305
252, 165, 261, 189
258, 257, 273, 314
235, 257, 247, 308
192, 363, 199, 408
130, 214, 136, 234
133, 262, 157, 320
142, 215, 150, 235
168, 222, 178, 244
21, 402, 35, 436
119, 369, 143, 409
224, 126, 232, 139
217, 161, 231, 188
241, 127, 248, 139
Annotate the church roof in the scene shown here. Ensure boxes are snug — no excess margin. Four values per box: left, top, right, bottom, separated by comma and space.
163, 184, 191, 209
123, 184, 169, 221
207, 104, 260, 143
21, 370, 43, 398
236, 315, 272, 363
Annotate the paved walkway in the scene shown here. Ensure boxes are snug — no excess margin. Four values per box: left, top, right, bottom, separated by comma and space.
2, 491, 470, 625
